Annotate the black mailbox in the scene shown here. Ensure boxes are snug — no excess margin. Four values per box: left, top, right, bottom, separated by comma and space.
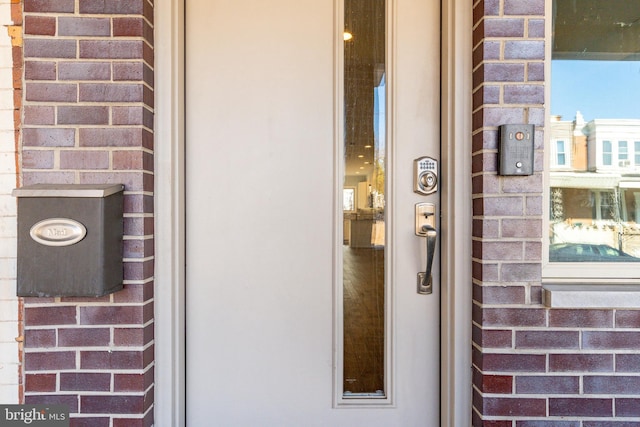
12, 184, 124, 297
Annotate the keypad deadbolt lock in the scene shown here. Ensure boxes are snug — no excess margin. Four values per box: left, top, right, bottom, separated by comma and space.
414, 156, 438, 195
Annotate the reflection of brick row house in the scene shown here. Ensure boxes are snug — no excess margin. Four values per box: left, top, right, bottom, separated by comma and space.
550, 113, 640, 255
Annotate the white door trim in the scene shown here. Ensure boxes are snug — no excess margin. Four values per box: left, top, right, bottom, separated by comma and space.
439, 0, 473, 425
154, 0, 186, 425
153, 0, 472, 424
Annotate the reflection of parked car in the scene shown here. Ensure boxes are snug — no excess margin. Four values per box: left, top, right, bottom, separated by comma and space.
550, 243, 639, 262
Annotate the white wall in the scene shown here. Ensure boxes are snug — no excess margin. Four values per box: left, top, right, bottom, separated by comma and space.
0, 0, 20, 404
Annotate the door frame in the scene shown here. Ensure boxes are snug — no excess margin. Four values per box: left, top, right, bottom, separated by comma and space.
153, 0, 472, 425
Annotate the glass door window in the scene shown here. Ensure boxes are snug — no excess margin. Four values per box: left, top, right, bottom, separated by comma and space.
342, 0, 387, 396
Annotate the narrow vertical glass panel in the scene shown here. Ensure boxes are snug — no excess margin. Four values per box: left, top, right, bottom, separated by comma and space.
342, 0, 386, 396
549, 0, 640, 263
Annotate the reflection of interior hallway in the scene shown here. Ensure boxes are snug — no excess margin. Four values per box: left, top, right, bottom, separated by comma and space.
343, 246, 385, 394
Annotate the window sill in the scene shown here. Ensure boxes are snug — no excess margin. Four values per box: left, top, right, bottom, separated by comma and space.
542, 284, 640, 308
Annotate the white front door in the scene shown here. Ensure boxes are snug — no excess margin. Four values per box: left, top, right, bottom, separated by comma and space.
185, 0, 441, 425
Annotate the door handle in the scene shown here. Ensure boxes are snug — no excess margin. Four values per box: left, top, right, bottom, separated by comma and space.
415, 203, 437, 294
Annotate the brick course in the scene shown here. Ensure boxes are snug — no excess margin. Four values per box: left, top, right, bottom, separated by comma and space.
20, 0, 154, 424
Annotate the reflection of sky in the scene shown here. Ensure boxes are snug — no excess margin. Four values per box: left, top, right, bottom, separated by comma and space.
374, 75, 386, 151
551, 60, 640, 121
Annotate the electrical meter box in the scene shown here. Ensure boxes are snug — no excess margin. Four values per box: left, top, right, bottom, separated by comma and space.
13, 184, 124, 297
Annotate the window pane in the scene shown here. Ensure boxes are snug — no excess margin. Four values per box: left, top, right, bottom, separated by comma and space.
343, 188, 356, 212
549, 0, 640, 263
556, 140, 566, 165
619, 141, 628, 162
602, 140, 612, 166
343, 0, 386, 395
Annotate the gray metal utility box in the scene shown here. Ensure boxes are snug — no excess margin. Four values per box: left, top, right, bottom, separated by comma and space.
13, 184, 124, 297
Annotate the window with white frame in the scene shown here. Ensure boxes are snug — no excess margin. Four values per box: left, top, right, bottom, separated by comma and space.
556, 140, 566, 166
592, 190, 616, 221
602, 140, 612, 166
619, 140, 628, 166
546, 0, 640, 280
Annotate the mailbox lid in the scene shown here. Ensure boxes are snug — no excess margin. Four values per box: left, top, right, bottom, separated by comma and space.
12, 184, 124, 198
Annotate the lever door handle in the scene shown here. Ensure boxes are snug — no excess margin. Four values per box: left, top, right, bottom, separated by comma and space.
415, 203, 437, 294
418, 224, 437, 294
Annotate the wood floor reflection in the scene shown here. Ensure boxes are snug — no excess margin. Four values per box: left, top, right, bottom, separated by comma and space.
343, 246, 385, 394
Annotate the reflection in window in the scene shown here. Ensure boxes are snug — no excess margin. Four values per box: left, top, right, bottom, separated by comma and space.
593, 190, 616, 221
343, 188, 356, 212
549, 0, 640, 262
342, 0, 386, 396
556, 140, 566, 166
619, 141, 628, 163
602, 140, 612, 166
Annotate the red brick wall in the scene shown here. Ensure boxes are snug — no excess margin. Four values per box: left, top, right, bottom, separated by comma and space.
20, 0, 154, 425
472, 0, 640, 424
